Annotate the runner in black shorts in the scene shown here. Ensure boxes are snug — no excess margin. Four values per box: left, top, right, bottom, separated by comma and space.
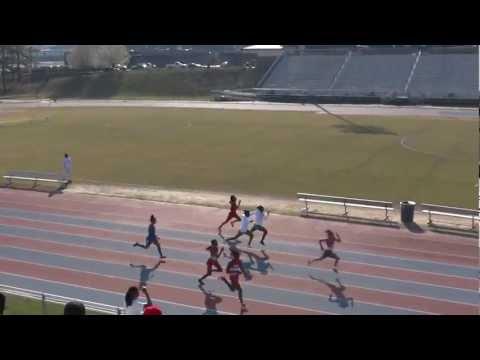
133, 215, 166, 259
308, 230, 341, 273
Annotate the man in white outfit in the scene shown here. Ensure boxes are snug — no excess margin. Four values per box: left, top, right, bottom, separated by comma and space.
223, 210, 254, 244
63, 153, 72, 183
249, 205, 269, 247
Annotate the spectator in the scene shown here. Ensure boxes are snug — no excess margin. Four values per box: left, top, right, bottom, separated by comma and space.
124, 286, 152, 315
143, 305, 162, 316
64, 301, 86, 315
63, 153, 72, 183
0, 293, 5, 315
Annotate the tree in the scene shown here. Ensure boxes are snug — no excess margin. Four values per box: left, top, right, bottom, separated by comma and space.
69, 45, 130, 69
0, 45, 34, 94
0, 45, 14, 94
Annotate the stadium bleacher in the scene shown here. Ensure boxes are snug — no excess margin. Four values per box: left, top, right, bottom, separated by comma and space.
332, 50, 418, 96
257, 46, 478, 103
261, 50, 349, 90
407, 47, 478, 99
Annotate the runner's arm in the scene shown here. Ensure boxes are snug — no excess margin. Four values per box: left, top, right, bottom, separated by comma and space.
240, 262, 249, 279
318, 239, 327, 250
218, 247, 224, 257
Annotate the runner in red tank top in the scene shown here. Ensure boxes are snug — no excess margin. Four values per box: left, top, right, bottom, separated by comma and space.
198, 240, 224, 285
308, 230, 342, 273
220, 248, 249, 312
218, 195, 242, 234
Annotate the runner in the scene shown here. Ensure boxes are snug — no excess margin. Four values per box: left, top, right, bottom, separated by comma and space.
133, 215, 166, 259
198, 239, 224, 285
222, 210, 253, 244
220, 249, 249, 312
249, 205, 269, 247
308, 230, 342, 273
218, 195, 242, 233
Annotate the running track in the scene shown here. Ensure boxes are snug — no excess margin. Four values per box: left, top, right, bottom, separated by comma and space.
0, 188, 478, 315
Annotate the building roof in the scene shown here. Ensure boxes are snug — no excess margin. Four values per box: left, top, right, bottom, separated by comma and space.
242, 45, 283, 51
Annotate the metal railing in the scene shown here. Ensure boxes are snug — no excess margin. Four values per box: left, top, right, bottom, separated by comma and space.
0, 284, 123, 315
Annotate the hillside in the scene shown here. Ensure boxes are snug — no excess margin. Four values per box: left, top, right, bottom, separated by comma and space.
4, 67, 265, 100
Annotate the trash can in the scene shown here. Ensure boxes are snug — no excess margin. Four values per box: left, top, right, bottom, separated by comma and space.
400, 201, 416, 223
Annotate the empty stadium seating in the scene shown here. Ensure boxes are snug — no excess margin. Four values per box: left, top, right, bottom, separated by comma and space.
259, 46, 478, 101
261, 52, 348, 90
407, 49, 478, 99
332, 51, 418, 95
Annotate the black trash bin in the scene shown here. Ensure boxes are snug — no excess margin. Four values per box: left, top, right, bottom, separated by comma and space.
400, 201, 416, 223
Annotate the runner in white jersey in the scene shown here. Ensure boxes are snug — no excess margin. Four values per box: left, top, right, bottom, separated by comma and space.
249, 205, 269, 247
222, 210, 254, 244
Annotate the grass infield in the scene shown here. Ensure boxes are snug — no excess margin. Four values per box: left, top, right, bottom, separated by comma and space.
0, 107, 476, 208
2, 293, 103, 315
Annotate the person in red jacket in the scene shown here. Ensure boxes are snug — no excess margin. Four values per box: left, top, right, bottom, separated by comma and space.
143, 305, 163, 315
198, 239, 224, 285
220, 248, 249, 312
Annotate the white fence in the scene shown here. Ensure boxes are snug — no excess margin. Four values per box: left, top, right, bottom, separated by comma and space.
0, 284, 123, 315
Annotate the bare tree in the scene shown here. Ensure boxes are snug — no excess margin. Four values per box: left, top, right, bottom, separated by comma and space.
0, 45, 35, 93
69, 45, 129, 69
0, 45, 14, 94
0, 46, 6, 94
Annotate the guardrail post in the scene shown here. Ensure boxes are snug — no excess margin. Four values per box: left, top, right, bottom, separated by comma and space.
343, 200, 348, 217
427, 211, 433, 225
117, 307, 122, 315
41, 293, 46, 315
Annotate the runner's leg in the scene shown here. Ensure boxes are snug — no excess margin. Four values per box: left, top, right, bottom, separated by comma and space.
230, 214, 241, 227
154, 240, 165, 258
199, 263, 213, 284
260, 227, 268, 245
225, 231, 242, 242
220, 277, 235, 292
308, 252, 328, 265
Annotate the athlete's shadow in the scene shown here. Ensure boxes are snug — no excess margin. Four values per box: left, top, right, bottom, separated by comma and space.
130, 259, 165, 287
309, 275, 354, 309
198, 284, 223, 315
240, 249, 274, 276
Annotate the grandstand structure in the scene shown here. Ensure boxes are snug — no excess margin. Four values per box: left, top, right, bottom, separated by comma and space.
224, 45, 478, 106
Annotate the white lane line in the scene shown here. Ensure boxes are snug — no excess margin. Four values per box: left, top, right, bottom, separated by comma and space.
2, 242, 475, 310
1, 220, 477, 285
1, 244, 472, 313
0, 270, 234, 315
1, 197, 477, 249
0, 208, 476, 272
0, 256, 335, 315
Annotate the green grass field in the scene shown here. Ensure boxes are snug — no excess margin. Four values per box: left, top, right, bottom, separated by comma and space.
2, 294, 103, 315
0, 107, 476, 208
